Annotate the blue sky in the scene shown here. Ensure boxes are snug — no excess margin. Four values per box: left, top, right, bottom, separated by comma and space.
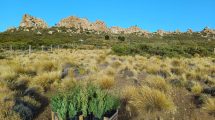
0, 0, 215, 32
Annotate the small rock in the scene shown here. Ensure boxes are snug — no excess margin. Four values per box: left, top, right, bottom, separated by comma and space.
36, 31, 42, 35
61, 63, 72, 79
48, 31, 54, 35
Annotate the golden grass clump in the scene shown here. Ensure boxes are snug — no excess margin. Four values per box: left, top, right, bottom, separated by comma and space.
170, 67, 185, 76
171, 59, 182, 67
20, 96, 41, 108
104, 66, 117, 77
129, 86, 176, 113
203, 98, 215, 114
60, 79, 77, 91
145, 63, 161, 74
97, 75, 115, 90
34, 60, 57, 73
0, 101, 21, 120
97, 54, 107, 64
0, 66, 17, 81
111, 60, 122, 69
122, 86, 138, 100
32, 71, 60, 91
191, 82, 203, 95
143, 75, 171, 92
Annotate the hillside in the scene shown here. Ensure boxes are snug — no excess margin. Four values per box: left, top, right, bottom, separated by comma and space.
0, 14, 215, 57
1, 14, 215, 120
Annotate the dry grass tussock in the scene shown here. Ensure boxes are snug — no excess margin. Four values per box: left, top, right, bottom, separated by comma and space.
142, 75, 171, 92
203, 98, 215, 115
0, 49, 215, 119
96, 75, 115, 90
125, 86, 176, 113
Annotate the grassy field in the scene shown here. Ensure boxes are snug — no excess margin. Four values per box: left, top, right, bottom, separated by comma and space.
0, 49, 215, 120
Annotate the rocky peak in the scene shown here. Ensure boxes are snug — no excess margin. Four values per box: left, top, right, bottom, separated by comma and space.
57, 16, 108, 32
57, 16, 91, 30
187, 29, 193, 34
157, 29, 165, 36
91, 20, 108, 32
125, 26, 143, 34
201, 27, 215, 35
20, 14, 48, 29
110, 26, 125, 34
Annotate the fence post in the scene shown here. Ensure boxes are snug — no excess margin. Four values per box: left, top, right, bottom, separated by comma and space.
58, 45, 60, 51
51, 45, 53, 52
214, 48, 215, 54
29, 45, 31, 55
41, 45, 44, 52
10, 45, 13, 51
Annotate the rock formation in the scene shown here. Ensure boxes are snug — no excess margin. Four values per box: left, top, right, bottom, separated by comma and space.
201, 27, 215, 35
110, 26, 125, 34
124, 26, 143, 34
91, 20, 108, 32
157, 29, 165, 36
20, 14, 48, 29
57, 16, 108, 32
187, 29, 193, 34
57, 16, 149, 34
57, 16, 90, 29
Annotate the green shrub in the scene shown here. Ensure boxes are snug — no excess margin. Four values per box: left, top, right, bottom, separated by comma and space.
118, 36, 125, 41
105, 35, 110, 40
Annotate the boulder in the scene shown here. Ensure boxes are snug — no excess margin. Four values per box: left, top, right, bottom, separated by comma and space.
36, 31, 42, 35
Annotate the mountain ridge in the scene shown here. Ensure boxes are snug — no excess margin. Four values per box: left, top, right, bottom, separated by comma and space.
5, 14, 215, 36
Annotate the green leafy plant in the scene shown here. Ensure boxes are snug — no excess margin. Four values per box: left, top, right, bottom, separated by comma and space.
51, 84, 120, 120
51, 93, 63, 113
57, 98, 68, 120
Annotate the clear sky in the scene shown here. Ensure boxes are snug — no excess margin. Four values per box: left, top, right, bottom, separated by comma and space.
0, 0, 215, 32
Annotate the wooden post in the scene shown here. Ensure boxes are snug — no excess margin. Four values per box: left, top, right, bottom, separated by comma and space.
51, 45, 53, 52
10, 45, 13, 51
51, 112, 59, 120
29, 45, 31, 55
41, 45, 44, 52
51, 112, 54, 120
79, 115, 84, 120
57, 45, 60, 50
214, 48, 215, 54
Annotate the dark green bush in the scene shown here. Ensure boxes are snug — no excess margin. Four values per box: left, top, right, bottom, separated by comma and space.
118, 36, 125, 41
112, 43, 215, 57
105, 35, 110, 40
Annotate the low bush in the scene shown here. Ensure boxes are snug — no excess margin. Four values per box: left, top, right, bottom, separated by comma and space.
118, 36, 125, 41
112, 43, 215, 57
105, 35, 110, 40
